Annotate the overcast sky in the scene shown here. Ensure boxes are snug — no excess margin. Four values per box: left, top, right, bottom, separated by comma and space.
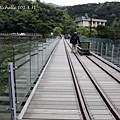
41, 0, 119, 6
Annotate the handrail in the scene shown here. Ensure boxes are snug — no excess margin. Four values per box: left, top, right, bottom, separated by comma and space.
0, 37, 60, 120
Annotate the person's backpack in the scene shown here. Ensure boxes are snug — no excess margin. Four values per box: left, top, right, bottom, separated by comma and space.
70, 35, 78, 43
73, 35, 77, 40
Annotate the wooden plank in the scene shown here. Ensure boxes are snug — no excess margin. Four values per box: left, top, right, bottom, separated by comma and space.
21, 39, 82, 120
26, 109, 80, 115
23, 113, 81, 119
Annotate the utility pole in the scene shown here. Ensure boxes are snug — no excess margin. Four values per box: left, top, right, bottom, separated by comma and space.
89, 16, 92, 37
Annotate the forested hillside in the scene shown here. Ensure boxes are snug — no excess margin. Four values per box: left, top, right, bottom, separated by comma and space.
0, 0, 74, 37
61, 2, 120, 39
0, 0, 120, 39
64, 2, 120, 27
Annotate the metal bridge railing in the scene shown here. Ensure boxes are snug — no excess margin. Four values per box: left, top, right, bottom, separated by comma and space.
0, 37, 59, 120
0, 45, 13, 120
80, 37, 120, 67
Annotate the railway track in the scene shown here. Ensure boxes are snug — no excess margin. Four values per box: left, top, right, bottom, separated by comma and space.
64, 39, 120, 120
18, 39, 120, 120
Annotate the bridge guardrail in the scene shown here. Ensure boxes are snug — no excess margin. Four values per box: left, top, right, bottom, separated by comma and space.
0, 45, 13, 120
13, 38, 59, 112
0, 37, 59, 120
80, 37, 120, 67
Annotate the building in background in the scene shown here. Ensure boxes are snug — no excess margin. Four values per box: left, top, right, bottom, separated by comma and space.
74, 15, 107, 27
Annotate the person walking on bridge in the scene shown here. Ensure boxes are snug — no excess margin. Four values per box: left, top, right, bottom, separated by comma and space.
70, 32, 80, 53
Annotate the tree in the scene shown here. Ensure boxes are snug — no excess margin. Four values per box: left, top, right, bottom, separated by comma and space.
61, 12, 74, 34
37, 22, 53, 38
53, 27, 63, 36
0, 0, 74, 37
76, 26, 98, 38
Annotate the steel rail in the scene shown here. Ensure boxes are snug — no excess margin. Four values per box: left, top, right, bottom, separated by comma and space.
87, 56, 120, 84
77, 44, 120, 72
74, 54, 120, 120
63, 40, 91, 120
90, 51, 120, 72
66, 41, 120, 119
77, 45, 120, 84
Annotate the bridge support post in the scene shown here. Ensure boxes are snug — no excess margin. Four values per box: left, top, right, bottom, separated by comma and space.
119, 45, 120, 67
100, 42, 103, 56
8, 62, 16, 120
97, 42, 99, 55
111, 45, 114, 63
105, 43, 108, 57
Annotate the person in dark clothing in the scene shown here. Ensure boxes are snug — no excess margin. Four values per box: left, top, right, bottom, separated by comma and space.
70, 32, 80, 53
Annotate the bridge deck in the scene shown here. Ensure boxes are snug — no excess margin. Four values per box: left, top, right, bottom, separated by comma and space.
18, 39, 120, 120
19, 39, 82, 120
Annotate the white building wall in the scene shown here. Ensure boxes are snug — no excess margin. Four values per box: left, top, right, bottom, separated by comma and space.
74, 17, 107, 27
83, 21, 89, 27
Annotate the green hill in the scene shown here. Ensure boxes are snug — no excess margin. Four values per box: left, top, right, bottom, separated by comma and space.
62, 2, 120, 27
0, 0, 73, 36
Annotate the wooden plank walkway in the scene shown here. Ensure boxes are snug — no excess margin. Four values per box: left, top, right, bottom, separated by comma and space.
18, 39, 120, 120
18, 39, 83, 120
